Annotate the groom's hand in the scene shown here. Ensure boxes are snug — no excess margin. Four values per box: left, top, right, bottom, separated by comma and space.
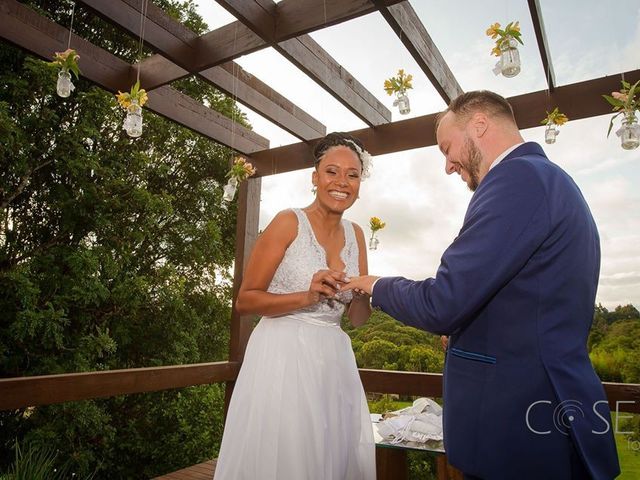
341, 275, 380, 296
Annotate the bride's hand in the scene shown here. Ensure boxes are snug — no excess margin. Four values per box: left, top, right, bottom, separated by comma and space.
306, 269, 346, 304
339, 275, 380, 296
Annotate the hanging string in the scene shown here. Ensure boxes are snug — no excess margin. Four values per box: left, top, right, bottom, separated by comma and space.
230, 21, 239, 170
66, 1, 77, 49
136, 0, 149, 84
546, 61, 552, 111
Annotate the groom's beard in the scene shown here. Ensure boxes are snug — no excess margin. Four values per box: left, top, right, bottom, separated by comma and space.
463, 137, 483, 192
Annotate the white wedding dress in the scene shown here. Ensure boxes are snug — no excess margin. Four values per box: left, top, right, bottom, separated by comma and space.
213, 208, 376, 480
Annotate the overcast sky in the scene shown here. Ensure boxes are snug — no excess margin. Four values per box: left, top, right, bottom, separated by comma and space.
195, 0, 640, 309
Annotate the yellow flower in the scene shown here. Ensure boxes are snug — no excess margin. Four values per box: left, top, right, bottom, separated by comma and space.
369, 217, 386, 232
383, 69, 413, 95
405, 74, 413, 89
541, 107, 569, 126
487, 20, 523, 56
116, 91, 131, 109
137, 89, 148, 107
486, 22, 500, 39
383, 79, 394, 96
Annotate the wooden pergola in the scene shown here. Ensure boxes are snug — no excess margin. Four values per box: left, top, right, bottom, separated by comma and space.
1, 1, 639, 478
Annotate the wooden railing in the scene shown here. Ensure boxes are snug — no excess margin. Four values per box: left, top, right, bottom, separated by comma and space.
1, 364, 639, 413
0, 361, 240, 410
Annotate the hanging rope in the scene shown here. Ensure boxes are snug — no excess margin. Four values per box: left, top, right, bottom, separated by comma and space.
230, 21, 239, 171
67, 1, 76, 49
136, 0, 149, 84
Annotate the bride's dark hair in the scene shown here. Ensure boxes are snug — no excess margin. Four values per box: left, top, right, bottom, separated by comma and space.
312, 132, 365, 168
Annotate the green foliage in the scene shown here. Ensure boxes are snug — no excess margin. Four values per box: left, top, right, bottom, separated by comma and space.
343, 310, 444, 373
407, 450, 437, 480
0, 440, 76, 480
0, 1, 244, 477
589, 312, 640, 383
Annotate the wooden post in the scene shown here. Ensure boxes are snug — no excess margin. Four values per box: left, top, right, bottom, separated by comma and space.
223, 176, 261, 417
376, 448, 408, 480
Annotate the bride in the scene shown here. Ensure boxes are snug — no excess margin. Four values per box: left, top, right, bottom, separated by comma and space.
213, 132, 376, 480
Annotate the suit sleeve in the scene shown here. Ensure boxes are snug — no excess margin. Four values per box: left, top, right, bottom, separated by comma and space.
372, 160, 550, 335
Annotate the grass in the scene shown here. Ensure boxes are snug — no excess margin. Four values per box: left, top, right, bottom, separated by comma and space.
613, 413, 640, 479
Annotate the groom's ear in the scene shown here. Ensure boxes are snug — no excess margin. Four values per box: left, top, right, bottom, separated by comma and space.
470, 112, 488, 138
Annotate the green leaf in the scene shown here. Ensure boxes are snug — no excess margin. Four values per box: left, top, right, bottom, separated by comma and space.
606, 113, 621, 137
602, 94, 623, 108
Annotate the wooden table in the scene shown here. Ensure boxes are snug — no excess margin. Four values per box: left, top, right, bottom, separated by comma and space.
373, 416, 463, 480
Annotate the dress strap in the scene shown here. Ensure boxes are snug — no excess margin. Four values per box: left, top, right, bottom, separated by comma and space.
342, 218, 356, 250
292, 208, 312, 240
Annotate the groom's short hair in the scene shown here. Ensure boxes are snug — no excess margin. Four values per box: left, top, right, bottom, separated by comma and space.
437, 90, 516, 128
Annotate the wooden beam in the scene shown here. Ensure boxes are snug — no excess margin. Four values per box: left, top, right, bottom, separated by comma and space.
148, 85, 269, 153
216, 0, 392, 127
205, 62, 326, 140
376, 1, 463, 104
80, 0, 197, 69
277, 35, 392, 126
360, 370, 640, 413
212, 0, 276, 43
224, 177, 262, 417
227, 178, 262, 365
248, 69, 640, 176
79, 0, 325, 140
0, 0, 268, 153
603, 382, 640, 414
527, 0, 556, 91
360, 369, 443, 397
274, 0, 406, 41
0, 362, 241, 410
128, 0, 405, 90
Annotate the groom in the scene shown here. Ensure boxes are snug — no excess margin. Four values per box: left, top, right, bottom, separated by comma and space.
342, 91, 620, 480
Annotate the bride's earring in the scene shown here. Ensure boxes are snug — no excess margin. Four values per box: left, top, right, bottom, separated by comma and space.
312, 185, 317, 195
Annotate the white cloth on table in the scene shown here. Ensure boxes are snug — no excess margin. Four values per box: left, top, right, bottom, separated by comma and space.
376, 398, 443, 444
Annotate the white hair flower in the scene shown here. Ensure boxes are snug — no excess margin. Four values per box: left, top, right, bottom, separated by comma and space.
344, 139, 373, 180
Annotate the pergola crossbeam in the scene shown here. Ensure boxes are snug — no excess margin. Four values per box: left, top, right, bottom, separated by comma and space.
248, 68, 640, 176
0, 0, 268, 153
376, 1, 463, 104
127, 0, 405, 92
79, 0, 325, 140
216, 0, 391, 127
527, 0, 556, 91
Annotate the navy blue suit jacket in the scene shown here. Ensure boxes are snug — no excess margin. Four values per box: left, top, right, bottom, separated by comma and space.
372, 143, 620, 479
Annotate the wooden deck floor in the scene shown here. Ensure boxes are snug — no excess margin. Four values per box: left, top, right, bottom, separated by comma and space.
151, 451, 462, 480
152, 459, 216, 479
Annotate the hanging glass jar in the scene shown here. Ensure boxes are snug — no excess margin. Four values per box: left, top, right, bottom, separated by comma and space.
393, 90, 411, 115
616, 111, 640, 150
223, 177, 238, 202
124, 99, 143, 138
368, 235, 380, 251
56, 68, 74, 98
499, 36, 521, 78
544, 123, 559, 144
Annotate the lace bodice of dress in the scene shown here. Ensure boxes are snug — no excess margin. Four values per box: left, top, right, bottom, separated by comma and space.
266, 208, 360, 324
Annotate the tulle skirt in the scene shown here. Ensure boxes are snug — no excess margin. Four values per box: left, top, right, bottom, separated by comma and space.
213, 314, 376, 480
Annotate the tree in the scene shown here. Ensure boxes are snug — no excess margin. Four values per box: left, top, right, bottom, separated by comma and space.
1, 1, 246, 477
589, 319, 640, 384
